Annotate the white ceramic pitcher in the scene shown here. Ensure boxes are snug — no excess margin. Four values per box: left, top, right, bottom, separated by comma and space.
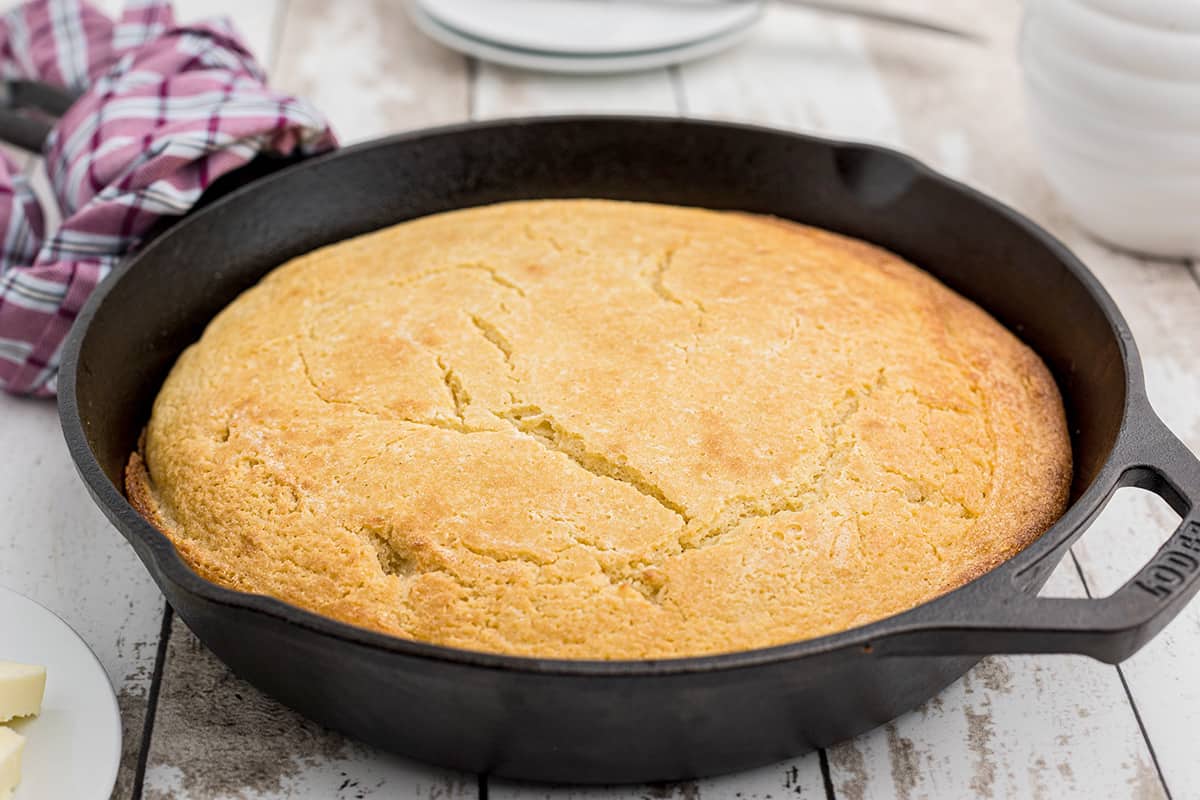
1020, 0, 1200, 259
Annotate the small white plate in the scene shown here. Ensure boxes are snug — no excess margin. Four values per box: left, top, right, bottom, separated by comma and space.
409, 2, 762, 74
419, 0, 763, 56
0, 586, 121, 800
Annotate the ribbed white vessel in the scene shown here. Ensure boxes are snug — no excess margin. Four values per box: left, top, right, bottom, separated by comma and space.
1020, 0, 1200, 259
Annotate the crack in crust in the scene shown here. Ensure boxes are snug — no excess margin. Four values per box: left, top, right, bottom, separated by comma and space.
297, 340, 485, 434
649, 242, 688, 307
469, 314, 516, 368
436, 356, 470, 425
387, 262, 527, 297
500, 404, 692, 524
648, 239, 706, 315
362, 524, 415, 577
296, 277, 992, 594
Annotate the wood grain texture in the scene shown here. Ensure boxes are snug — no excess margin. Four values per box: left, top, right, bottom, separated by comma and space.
827, 565, 1163, 800
0, 397, 164, 800
490, 754, 827, 800
272, 0, 471, 143
171, 0, 281, 61
89, 0, 279, 58
472, 64, 676, 118
680, 6, 897, 143
142, 615, 476, 800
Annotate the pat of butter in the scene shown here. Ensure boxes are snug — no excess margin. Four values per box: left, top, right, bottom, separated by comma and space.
0, 663, 45, 724
0, 726, 23, 799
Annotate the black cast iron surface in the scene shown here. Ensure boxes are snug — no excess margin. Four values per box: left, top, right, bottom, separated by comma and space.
58, 118, 1200, 783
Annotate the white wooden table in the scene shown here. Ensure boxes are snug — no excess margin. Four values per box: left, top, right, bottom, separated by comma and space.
3, 2, 1199, 798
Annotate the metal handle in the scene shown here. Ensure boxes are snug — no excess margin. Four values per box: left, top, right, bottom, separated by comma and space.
595, 0, 983, 42
0, 110, 55, 153
876, 413, 1200, 664
0, 80, 81, 153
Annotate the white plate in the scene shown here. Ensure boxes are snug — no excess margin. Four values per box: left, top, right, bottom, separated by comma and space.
419, 0, 762, 55
0, 587, 121, 800
409, 2, 761, 74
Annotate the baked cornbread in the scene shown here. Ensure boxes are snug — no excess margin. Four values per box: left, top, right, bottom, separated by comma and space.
127, 200, 1071, 659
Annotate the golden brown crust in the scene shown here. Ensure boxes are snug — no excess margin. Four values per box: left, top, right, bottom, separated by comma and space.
126, 200, 1071, 659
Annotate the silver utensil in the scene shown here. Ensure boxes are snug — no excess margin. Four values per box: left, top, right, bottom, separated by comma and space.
774, 0, 982, 42
608, 0, 983, 43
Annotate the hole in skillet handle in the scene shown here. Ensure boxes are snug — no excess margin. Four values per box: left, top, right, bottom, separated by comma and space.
1037, 486, 1179, 599
873, 418, 1200, 665
832, 145, 920, 209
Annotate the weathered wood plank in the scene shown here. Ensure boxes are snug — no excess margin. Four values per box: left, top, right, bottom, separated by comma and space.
272, 0, 470, 143
680, 6, 898, 143
142, 616, 477, 800
828, 563, 1163, 800
84, 0, 278, 57
0, 396, 165, 800
170, 0, 281, 63
490, 753, 827, 800
1071, 252, 1200, 798
472, 64, 676, 119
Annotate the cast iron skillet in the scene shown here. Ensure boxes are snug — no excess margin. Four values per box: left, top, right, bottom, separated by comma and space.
57, 117, 1200, 783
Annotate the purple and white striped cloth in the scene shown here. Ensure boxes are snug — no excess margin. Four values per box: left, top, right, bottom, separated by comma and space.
0, 0, 336, 397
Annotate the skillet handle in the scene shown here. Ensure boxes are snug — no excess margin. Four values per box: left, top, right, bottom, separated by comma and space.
0, 80, 81, 153
876, 414, 1200, 664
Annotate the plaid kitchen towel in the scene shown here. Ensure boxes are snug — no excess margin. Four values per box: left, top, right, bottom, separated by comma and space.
0, 0, 336, 397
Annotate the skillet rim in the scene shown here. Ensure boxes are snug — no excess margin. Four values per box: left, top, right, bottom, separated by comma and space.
57, 114, 1142, 677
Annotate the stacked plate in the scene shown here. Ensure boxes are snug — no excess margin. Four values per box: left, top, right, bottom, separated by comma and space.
409, 0, 766, 74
